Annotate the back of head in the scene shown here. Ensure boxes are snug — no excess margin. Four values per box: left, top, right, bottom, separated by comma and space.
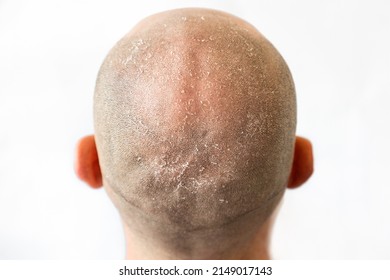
94, 8, 296, 259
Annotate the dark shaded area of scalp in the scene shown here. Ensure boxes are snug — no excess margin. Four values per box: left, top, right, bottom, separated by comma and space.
94, 8, 296, 257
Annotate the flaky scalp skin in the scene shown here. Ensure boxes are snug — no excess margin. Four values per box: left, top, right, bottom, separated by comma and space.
94, 8, 296, 257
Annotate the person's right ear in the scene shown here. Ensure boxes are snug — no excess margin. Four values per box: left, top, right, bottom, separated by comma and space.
287, 136, 314, 189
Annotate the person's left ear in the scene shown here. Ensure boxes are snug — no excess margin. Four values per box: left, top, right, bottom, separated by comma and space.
74, 135, 102, 188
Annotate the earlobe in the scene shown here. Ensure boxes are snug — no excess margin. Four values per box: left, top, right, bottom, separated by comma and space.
74, 135, 103, 188
287, 136, 314, 189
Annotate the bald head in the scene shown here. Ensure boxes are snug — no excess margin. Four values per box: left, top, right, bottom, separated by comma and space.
94, 8, 296, 258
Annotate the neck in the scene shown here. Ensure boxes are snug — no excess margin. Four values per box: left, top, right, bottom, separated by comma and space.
122, 216, 274, 260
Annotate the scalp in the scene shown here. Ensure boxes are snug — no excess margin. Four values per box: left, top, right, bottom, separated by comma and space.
94, 8, 296, 253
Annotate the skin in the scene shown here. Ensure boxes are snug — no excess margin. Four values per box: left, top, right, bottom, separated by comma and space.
75, 8, 314, 259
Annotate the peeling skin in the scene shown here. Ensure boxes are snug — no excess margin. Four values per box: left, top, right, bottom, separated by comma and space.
94, 8, 296, 258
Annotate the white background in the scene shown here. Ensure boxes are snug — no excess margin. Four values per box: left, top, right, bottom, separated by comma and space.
0, 0, 389, 259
